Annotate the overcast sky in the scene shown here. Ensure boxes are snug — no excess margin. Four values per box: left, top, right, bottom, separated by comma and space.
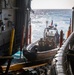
31, 0, 74, 9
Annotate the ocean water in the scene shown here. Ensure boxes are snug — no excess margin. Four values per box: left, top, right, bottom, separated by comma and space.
31, 9, 72, 43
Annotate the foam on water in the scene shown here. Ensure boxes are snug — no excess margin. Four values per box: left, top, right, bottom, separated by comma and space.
31, 9, 72, 43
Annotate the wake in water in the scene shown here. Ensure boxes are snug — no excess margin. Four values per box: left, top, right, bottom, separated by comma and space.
31, 9, 72, 43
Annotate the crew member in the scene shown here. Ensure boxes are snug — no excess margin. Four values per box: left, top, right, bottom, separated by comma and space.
38, 38, 45, 51
67, 26, 71, 38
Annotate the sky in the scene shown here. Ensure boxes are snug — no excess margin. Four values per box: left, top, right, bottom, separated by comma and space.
31, 0, 74, 9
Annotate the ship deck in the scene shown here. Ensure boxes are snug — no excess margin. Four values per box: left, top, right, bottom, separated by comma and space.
1, 51, 51, 72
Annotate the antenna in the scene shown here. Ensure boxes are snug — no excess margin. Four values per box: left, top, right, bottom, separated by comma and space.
46, 20, 48, 28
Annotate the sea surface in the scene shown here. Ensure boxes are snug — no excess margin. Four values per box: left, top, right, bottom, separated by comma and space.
31, 9, 72, 43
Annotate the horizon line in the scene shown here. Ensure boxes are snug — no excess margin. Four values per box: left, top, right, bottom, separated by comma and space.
32, 8, 72, 10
